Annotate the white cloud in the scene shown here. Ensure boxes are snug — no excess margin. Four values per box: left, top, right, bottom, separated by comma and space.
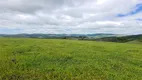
0, 0, 142, 34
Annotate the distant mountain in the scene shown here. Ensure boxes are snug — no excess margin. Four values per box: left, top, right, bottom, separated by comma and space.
0, 33, 118, 39
0, 34, 141, 43
95, 34, 142, 43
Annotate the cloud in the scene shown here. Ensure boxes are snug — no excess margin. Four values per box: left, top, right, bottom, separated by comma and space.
0, 0, 142, 34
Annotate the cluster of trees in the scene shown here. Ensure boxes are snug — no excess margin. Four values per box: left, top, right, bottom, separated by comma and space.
62, 36, 87, 40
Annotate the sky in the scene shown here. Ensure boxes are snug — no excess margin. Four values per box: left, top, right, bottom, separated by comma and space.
0, 0, 142, 34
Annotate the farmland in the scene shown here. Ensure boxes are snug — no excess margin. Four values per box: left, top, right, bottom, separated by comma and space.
0, 38, 142, 80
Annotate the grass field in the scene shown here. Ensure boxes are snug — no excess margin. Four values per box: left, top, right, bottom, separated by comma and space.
0, 38, 142, 80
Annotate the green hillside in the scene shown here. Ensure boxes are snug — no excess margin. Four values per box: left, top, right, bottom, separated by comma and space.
0, 38, 142, 80
95, 34, 142, 43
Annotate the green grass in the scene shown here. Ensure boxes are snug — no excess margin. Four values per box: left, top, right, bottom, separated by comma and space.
127, 40, 142, 44
0, 38, 142, 80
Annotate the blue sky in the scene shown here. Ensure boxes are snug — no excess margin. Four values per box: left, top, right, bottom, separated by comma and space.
0, 0, 142, 34
0, 28, 22, 34
117, 3, 142, 17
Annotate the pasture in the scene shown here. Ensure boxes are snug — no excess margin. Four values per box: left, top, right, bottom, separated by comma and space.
0, 38, 142, 80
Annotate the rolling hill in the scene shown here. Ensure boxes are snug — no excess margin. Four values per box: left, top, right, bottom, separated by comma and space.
95, 34, 142, 43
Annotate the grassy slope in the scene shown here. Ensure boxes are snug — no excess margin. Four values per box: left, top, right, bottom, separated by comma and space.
0, 38, 142, 80
95, 34, 142, 43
